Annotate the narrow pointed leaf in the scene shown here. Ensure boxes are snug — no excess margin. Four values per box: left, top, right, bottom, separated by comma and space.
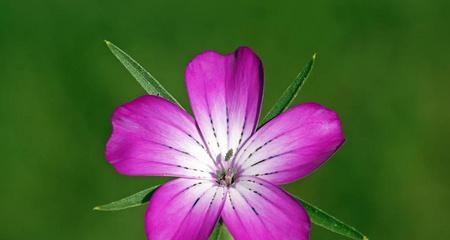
105, 40, 182, 107
93, 185, 159, 211
260, 53, 316, 125
293, 194, 369, 240
209, 220, 233, 240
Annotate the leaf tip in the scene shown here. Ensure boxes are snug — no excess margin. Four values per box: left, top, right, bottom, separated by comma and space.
93, 206, 102, 211
312, 52, 317, 60
104, 40, 112, 46
363, 236, 369, 240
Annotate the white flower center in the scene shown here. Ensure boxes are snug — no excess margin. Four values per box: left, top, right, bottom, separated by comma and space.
216, 168, 236, 187
216, 149, 237, 187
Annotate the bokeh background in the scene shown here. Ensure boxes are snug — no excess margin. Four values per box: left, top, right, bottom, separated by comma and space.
1, 0, 449, 239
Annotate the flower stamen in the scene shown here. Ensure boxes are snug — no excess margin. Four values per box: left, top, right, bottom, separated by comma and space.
224, 149, 234, 161
216, 168, 236, 187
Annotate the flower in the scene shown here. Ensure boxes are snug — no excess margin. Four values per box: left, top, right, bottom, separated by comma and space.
106, 47, 345, 240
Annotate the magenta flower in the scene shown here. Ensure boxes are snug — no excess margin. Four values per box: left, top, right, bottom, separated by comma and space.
106, 47, 345, 240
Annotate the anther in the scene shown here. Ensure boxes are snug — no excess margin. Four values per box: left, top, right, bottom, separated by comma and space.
224, 149, 234, 161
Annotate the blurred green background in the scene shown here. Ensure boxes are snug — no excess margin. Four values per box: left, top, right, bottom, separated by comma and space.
1, 0, 449, 239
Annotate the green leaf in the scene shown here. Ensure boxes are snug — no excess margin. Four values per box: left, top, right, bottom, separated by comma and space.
209, 220, 233, 240
105, 40, 182, 107
260, 53, 316, 126
93, 185, 159, 211
293, 194, 369, 240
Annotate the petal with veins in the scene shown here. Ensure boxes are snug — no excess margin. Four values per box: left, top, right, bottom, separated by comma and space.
235, 103, 345, 185
222, 176, 310, 240
146, 178, 227, 240
106, 95, 214, 179
185, 47, 263, 158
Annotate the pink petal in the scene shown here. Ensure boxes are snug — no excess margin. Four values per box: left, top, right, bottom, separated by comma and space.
146, 178, 226, 240
235, 103, 345, 185
185, 47, 263, 159
106, 95, 214, 179
222, 176, 310, 240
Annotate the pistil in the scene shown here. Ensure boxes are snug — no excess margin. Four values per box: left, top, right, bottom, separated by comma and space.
217, 168, 236, 187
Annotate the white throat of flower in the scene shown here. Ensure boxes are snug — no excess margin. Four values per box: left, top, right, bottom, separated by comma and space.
216, 149, 237, 187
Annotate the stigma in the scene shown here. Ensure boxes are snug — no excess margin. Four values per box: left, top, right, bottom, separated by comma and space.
217, 168, 236, 187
